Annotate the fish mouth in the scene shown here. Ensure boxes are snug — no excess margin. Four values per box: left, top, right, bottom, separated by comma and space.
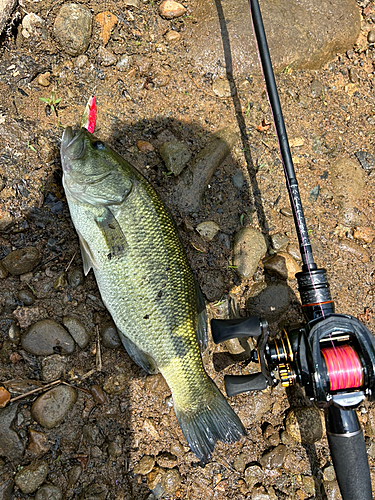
61, 127, 86, 161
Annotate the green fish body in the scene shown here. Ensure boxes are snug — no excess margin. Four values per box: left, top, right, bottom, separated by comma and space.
61, 127, 245, 462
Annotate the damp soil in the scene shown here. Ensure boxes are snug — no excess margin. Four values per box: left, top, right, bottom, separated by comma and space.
1, 1, 375, 499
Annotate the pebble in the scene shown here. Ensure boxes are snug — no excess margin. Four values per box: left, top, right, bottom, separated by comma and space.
232, 171, 244, 188
144, 373, 169, 393
0, 387, 10, 407
124, 0, 139, 6
0, 479, 13, 500
31, 385, 77, 429
247, 282, 291, 322
368, 29, 375, 43
270, 233, 289, 252
79, 483, 108, 500
54, 3, 93, 56
27, 429, 50, 456
285, 406, 323, 444
108, 437, 122, 457
233, 227, 267, 279
165, 30, 181, 42
147, 467, 165, 493
0, 404, 25, 462
196, 221, 220, 241
0, 261, 8, 278
170, 441, 184, 457
35, 484, 63, 500
37, 72, 51, 87
233, 453, 246, 473
75, 54, 88, 68
244, 464, 264, 489
323, 480, 341, 500
280, 206, 293, 217
309, 79, 324, 99
263, 252, 301, 280
21, 319, 75, 356
13, 306, 42, 329
323, 465, 336, 482
21, 13, 48, 40
355, 150, 375, 174
259, 444, 286, 469
338, 239, 370, 263
143, 418, 160, 439
161, 468, 181, 495
97, 46, 117, 66
41, 355, 67, 382
133, 455, 155, 475
67, 267, 84, 288
158, 0, 186, 19
330, 157, 365, 225
153, 71, 171, 88
14, 460, 48, 494
137, 140, 154, 153
200, 269, 225, 302
67, 465, 82, 486
95, 11, 118, 46
54, 273, 67, 289
159, 141, 191, 175
8, 322, 20, 344
17, 289, 35, 306
100, 321, 121, 349
353, 226, 375, 244
2, 247, 40, 275
156, 452, 177, 468
103, 369, 129, 395
62, 316, 90, 348
212, 78, 235, 98
90, 385, 107, 404
0, 211, 14, 231
116, 55, 132, 72
82, 424, 105, 446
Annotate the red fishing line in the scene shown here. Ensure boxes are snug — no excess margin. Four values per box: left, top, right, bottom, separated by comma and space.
321, 345, 363, 391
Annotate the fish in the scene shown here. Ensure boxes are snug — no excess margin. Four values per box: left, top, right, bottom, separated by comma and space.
60, 126, 245, 462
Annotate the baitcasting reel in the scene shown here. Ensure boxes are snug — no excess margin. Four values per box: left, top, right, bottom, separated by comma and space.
211, 1, 375, 499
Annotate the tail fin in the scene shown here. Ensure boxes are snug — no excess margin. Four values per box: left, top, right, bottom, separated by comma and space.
174, 378, 245, 463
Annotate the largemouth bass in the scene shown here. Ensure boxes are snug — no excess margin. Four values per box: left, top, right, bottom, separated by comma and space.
61, 127, 245, 462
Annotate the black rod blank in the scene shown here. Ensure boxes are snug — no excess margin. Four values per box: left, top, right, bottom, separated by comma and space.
248, 0, 316, 270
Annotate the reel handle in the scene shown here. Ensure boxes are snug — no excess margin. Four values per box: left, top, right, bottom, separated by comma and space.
325, 406, 372, 500
224, 373, 269, 396
211, 316, 266, 343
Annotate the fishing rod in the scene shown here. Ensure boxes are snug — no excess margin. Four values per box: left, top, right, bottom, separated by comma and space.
211, 1, 375, 499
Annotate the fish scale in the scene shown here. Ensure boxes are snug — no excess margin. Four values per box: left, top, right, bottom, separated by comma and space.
61, 126, 245, 462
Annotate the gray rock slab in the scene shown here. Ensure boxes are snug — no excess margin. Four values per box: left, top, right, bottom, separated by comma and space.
0, 404, 25, 463
2, 246, 40, 275
62, 316, 90, 348
31, 385, 77, 429
14, 460, 48, 494
247, 281, 290, 322
21, 319, 75, 355
185, 0, 360, 77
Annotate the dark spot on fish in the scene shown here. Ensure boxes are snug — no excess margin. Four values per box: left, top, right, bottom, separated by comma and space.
107, 253, 112, 260
144, 314, 149, 320
158, 290, 163, 298
92, 141, 106, 150
108, 223, 115, 229
171, 334, 190, 357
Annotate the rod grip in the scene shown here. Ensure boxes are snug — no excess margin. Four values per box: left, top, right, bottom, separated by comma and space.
326, 408, 372, 500
211, 316, 264, 344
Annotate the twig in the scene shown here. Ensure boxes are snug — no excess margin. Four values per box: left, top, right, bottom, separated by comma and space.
96, 326, 102, 372
61, 381, 91, 395
9, 379, 61, 403
65, 251, 77, 272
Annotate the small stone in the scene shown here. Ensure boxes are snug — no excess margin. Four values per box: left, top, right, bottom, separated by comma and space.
54, 273, 67, 289
247, 281, 291, 323
8, 322, 20, 344
27, 429, 50, 456
0, 211, 14, 231
170, 441, 184, 457
75, 55, 88, 68
232, 171, 244, 188
35, 484, 63, 500
309, 79, 324, 99
285, 406, 323, 444
80, 484, 108, 499
31, 385, 77, 429
143, 418, 160, 439
116, 55, 132, 72
244, 464, 264, 489
323, 480, 341, 500
67, 465, 82, 486
82, 424, 105, 446
14, 460, 48, 494
13, 306, 42, 329
165, 30, 181, 42
124, 0, 139, 6
21, 13, 48, 40
156, 452, 177, 468
54, 3, 93, 56
153, 72, 171, 88
259, 444, 286, 469
62, 316, 90, 348
368, 30, 375, 43
108, 438, 122, 457
97, 46, 117, 66
196, 221, 220, 241
159, 141, 191, 175
133, 455, 155, 475
137, 140, 154, 153
103, 369, 129, 395
263, 252, 301, 280
280, 206, 293, 217
338, 239, 370, 263
17, 289, 35, 306
0, 404, 25, 462
233, 227, 267, 279
233, 453, 246, 473
159, 0, 186, 19
37, 72, 51, 87
289, 137, 305, 147
67, 268, 84, 288
2, 247, 40, 275
21, 319, 75, 356
100, 321, 121, 349
212, 78, 235, 98
95, 11, 118, 46
0, 387, 10, 408
147, 467, 165, 491
200, 269, 225, 302
90, 385, 107, 404
0, 261, 8, 278
41, 355, 67, 382
353, 226, 375, 244
144, 373, 169, 393
270, 233, 289, 252
323, 465, 336, 482
161, 468, 181, 495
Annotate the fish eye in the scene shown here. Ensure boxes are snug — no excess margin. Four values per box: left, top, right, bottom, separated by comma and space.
92, 141, 106, 150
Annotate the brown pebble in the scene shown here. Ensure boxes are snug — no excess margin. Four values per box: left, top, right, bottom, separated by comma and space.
280, 206, 293, 217
147, 467, 165, 489
136, 140, 154, 153
165, 30, 181, 42
144, 373, 169, 393
0, 262, 8, 278
27, 429, 50, 455
156, 452, 177, 468
338, 239, 370, 263
353, 226, 375, 244
37, 72, 51, 87
90, 384, 107, 404
0, 386, 10, 407
95, 11, 118, 46
159, 0, 186, 19
133, 455, 155, 475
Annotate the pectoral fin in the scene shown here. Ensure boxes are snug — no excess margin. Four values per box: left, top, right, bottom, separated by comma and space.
119, 332, 158, 374
77, 230, 98, 275
95, 208, 128, 261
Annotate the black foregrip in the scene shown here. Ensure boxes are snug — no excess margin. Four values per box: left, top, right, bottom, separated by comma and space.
224, 373, 269, 397
327, 431, 372, 500
211, 316, 263, 344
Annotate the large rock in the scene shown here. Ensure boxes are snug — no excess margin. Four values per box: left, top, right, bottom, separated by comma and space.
186, 0, 360, 77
